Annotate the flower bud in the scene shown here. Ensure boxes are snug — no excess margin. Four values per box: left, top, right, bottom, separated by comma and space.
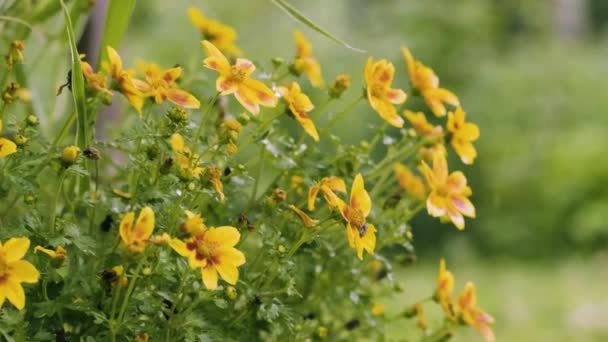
167, 107, 189, 123
226, 141, 238, 155
61, 145, 80, 166
329, 74, 351, 99
316, 326, 328, 338
142, 267, 152, 276
272, 188, 287, 203
277, 245, 286, 254
237, 112, 250, 125
13, 134, 28, 146
26, 115, 39, 126
223, 118, 243, 133
225, 286, 237, 300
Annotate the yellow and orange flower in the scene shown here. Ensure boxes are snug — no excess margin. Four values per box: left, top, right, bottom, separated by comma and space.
34, 245, 67, 262
0, 120, 17, 158
277, 82, 319, 141
204, 166, 225, 201
170, 133, 204, 180
119, 207, 155, 253
447, 107, 479, 165
307, 176, 347, 211
80, 55, 112, 97
457, 282, 495, 342
169, 212, 245, 290
393, 162, 426, 200
288, 205, 319, 228
402, 47, 459, 117
435, 258, 455, 320
419, 152, 475, 230
292, 31, 324, 88
404, 110, 443, 139
105, 46, 145, 113
132, 61, 200, 109
0, 237, 40, 310
337, 174, 376, 260
202, 40, 277, 115
187, 7, 241, 56
364, 58, 407, 127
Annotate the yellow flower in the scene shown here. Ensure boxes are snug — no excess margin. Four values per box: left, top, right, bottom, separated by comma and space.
0, 237, 40, 310
288, 205, 319, 228
132, 61, 200, 109
187, 7, 241, 56
402, 47, 459, 117
447, 107, 479, 165
329, 73, 351, 99
417, 143, 447, 163
419, 152, 475, 230
111, 265, 128, 288
338, 174, 376, 260
457, 282, 495, 342
204, 167, 225, 201
277, 82, 319, 142
80, 56, 112, 97
435, 258, 455, 320
169, 224, 246, 290
307, 176, 347, 211
393, 162, 426, 200
61, 145, 80, 164
371, 303, 385, 316
404, 110, 443, 138
222, 118, 242, 133
364, 58, 407, 127
202, 40, 277, 115
106, 46, 144, 113
415, 303, 428, 330
180, 210, 206, 236
119, 207, 155, 253
34, 245, 67, 262
0, 120, 17, 158
292, 31, 324, 88
169, 133, 203, 180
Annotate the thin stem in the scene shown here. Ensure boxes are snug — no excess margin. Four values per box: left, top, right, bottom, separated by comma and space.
249, 144, 266, 207
117, 254, 147, 322
49, 169, 67, 232
195, 92, 220, 144
320, 95, 363, 134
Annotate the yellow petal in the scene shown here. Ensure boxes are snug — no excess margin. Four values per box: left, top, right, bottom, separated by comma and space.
451, 196, 476, 218
368, 96, 404, 128
187, 7, 207, 29
386, 88, 407, 105
215, 261, 239, 285
169, 238, 191, 257
201, 40, 230, 73
119, 212, 135, 245
432, 152, 448, 183
106, 46, 122, 77
361, 223, 376, 256
401, 47, 416, 84
307, 184, 320, 211
9, 260, 39, 283
447, 205, 465, 230
134, 207, 155, 240
242, 78, 277, 108
234, 85, 261, 114
324, 177, 346, 193
3, 280, 25, 310
345, 223, 356, 248
427, 193, 447, 217
201, 266, 218, 290
0, 138, 17, 157
205, 226, 240, 247
3, 237, 30, 263
166, 88, 201, 109
219, 247, 246, 266
162, 67, 182, 84
295, 116, 319, 142
169, 133, 185, 152
349, 173, 371, 217
288, 205, 319, 227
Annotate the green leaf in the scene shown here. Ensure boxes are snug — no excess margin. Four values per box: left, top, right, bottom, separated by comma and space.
270, 0, 364, 52
96, 0, 136, 69
59, 0, 88, 149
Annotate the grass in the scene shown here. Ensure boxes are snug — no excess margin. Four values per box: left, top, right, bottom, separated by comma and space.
384, 254, 608, 341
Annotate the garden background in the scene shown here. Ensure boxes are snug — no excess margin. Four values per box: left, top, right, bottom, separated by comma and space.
20, 0, 608, 340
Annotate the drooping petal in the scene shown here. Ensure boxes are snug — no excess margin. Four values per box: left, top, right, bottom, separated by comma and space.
234, 85, 260, 114
242, 78, 277, 108
8, 260, 39, 283
324, 177, 346, 193
345, 223, 356, 248
447, 205, 465, 230
3, 237, 30, 263
386, 88, 407, 104
201, 266, 218, 290
168, 238, 191, 257
134, 207, 155, 240
167, 88, 201, 109
288, 205, 319, 227
350, 173, 371, 217
205, 226, 240, 247
425, 96, 447, 117
119, 212, 135, 245
201, 40, 230, 73
451, 196, 476, 218
303, 58, 324, 88
294, 116, 319, 142
452, 141, 477, 165
361, 223, 376, 256
307, 184, 320, 211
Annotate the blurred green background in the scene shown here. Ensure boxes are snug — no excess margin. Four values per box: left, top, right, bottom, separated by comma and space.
117, 0, 608, 340
21, 0, 608, 340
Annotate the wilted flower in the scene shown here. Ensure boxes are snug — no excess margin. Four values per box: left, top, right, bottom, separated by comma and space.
202, 40, 276, 114
364, 58, 407, 127
447, 107, 479, 165
402, 47, 459, 117
292, 31, 324, 88
419, 153, 475, 230
0, 237, 40, 310
277, 82, 319, 141
34, 245, 67, 262
308, 176, 346, 211
288, 205, 319, 228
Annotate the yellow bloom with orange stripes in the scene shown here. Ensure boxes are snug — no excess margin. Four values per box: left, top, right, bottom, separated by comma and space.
419, 152, 475, 230
170, 133, 204, 180
169, 216, 245, 290
308, 176, 347, 211
106, 46, 145, 113
364, 58, 407, 127
402, 47, 459, 117
457, 282, 495, 342
337, 174, 376, 260
119, 207, 155, 253
188, 7, 241, 56
202, 40, 277, 114
277, 82, 319, 141
132, 61, 200, 109
288, 205, 319, 228
447, 107, 479, 165
0, 237, 40, 310
393, 162, 426, 200
292, 31, 324, 88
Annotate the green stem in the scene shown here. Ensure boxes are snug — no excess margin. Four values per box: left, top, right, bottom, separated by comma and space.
249, 144, 266, 207
49, 169, 67, 232
117, 254, 147, 322
239, 110, 283, 149
320, 95, 363, 134
195, 92, 220, 144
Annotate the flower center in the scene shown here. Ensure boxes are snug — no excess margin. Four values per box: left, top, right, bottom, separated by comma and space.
347, 207, 366, 229
0, 254, 8, 278
369, 84, 385, 98
436, 184, 450, 198
229, 66, 247, 83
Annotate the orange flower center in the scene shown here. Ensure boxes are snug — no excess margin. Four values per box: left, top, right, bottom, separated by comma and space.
369, 83, 385, 98
346, 206, 366, 229
0, 254, 8, 278
436, 184, 450, 198
229, 66, 248, 83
